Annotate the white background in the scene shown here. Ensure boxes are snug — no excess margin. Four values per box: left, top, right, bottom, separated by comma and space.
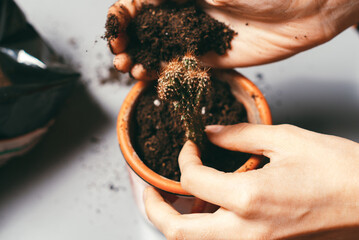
0, 0, 358, 239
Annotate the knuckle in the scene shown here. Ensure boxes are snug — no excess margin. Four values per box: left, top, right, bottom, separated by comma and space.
246, 228, 271, 240
145, 210, 155, 224
272, 124, 298, 143
164, 224, 185, 240
180, 166, 195, 190
256, 227, 273, 240
108, 4, 117, 13
238, 122, 251, 129
276, 124, 297, 134
233, 122, 251, 134
236, 185, 259, 218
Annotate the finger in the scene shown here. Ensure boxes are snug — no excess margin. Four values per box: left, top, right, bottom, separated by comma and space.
109, 33, 129, 54
144, 187, 234, 239
179, 141, 263, 212
144, 187, 180, 233
110, 0, 166, 21
198, 32, 272, 68
203, 0, 230, 7
199, 31, 295, 68
113, 52, 133, 72
142, 0, 166, 6
111, 0, 139, 19
130, 64, 157, 81
107, 0, 167, 55
106, 1, 137, 54
108, 3, 131, 29
205, 123, 278, 156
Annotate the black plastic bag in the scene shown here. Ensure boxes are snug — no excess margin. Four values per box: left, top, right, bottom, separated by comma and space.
0, 0, 80, 140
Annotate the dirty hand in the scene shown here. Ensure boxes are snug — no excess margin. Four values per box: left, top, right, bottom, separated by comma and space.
144, 123, 359, 239
106, 0, 162, 81
106, 0, 359, 80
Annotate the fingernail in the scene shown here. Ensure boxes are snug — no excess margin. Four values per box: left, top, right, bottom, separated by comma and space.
108, 42, 115, 54
128, 71, 135, 79
205, 125, 224, 133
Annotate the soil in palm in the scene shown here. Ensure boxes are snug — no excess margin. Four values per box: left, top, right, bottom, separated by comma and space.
108, 2, 236, 71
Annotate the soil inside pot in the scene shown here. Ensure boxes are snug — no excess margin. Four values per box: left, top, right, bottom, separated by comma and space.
133, 78, 250, 181
124, 2, 236, 71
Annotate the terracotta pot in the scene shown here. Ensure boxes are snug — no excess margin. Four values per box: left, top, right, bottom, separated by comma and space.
117, 69, 272, 220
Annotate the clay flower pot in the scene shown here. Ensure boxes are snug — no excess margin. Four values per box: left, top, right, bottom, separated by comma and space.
117, 69, 272, 219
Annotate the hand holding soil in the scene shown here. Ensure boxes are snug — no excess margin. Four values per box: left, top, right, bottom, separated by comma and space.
106, 0, 359, 80
110, 0, 359, 237
106, 0, 235, 80
144, 124, 359, 239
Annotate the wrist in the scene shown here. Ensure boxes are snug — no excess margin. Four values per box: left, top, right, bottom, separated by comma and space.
334, 142, 359, 228
344, 145, 359, 226
325, 0, 359, 33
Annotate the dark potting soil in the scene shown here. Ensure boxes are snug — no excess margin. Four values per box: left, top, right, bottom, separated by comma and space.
124, 2, 235, 71
133, 78, 250, 181
105, 14, 121, 41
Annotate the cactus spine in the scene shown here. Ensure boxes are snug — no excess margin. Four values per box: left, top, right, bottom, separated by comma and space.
157, 54, 211, 150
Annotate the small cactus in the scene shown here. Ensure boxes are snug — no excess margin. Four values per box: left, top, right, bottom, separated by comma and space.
158, 54, 211, 150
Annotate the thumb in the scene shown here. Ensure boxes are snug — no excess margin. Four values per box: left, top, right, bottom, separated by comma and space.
179, 140, 263, 211
205, 123, 278, 156
202, 0, 238, 7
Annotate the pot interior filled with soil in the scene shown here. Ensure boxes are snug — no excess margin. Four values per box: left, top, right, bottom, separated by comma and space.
133, 74, 250, 182
118, 69, 271, 196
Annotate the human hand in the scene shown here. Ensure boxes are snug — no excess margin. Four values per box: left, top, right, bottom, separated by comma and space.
144, 123, 359, 239
106, 0, 163, 81
198, 0, 359, 68
106, 0, 359, 80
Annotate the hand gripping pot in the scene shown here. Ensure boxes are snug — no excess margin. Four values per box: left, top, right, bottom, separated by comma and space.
117, 69, 272, 221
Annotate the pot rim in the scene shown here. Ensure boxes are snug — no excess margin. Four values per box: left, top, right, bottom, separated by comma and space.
117, 69, 272, 196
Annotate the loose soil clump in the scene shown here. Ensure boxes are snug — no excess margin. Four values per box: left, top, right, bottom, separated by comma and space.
105, 15, 121, 41
124, 2, 235, 71
133, 78, 250, 181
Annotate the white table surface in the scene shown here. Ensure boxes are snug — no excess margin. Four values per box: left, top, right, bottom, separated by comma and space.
0, 1, 358, 239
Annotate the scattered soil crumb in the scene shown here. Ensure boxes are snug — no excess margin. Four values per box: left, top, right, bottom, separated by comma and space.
68, 38, 78, 49
256, 73, 263, 81
109, 184, 119, 192
109, 184, 126, 192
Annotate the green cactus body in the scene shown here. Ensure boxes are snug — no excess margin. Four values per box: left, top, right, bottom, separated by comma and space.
158, 54, 211, 151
